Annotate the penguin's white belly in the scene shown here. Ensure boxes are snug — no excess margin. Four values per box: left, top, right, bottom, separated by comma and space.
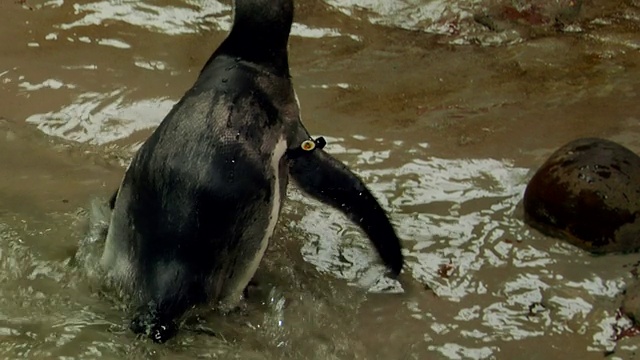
219, 137, 288, 306
100, 173, 133, 284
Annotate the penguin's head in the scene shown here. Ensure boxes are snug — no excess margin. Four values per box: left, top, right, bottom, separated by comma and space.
221, 0, 294, 75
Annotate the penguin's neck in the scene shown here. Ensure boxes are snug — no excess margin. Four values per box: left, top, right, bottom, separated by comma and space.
215, 0, 293, 77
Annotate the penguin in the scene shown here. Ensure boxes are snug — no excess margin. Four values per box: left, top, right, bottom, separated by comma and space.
101, 0, 404, 343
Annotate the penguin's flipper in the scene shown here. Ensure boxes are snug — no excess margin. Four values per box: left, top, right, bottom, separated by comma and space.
288, 149, 404, 276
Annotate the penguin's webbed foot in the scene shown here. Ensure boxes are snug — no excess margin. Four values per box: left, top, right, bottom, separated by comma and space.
242, 279, 260, 299
130, 304, 179, 343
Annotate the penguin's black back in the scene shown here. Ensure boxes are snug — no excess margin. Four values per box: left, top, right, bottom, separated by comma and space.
120, 0, 298, 291
103, 0, 405, 344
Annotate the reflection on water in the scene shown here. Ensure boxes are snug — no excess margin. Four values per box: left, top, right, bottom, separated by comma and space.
0, 132, 640, 359
2, 0, 640, 358
285, 136, 635, 358
59, 0, 231, 35
290, 136, 530, 298
58, 0, 359, 40
26, 90, 174, 145
324, 0, 479, 35
2, 131, 637, 358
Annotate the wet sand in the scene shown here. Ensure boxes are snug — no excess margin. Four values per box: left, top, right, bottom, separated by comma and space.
1, 0, 640, 359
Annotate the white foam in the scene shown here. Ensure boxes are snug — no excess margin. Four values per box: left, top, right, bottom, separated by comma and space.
97, 38, 131, 49
19, 79, 76, 91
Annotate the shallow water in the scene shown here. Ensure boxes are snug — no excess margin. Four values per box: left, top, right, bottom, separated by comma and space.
2, 0, 640, 359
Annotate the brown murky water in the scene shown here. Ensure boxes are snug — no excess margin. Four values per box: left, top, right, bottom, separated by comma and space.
2, 0, 640, 359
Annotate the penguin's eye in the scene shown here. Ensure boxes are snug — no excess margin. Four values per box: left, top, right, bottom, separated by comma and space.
301, 140, 316, 151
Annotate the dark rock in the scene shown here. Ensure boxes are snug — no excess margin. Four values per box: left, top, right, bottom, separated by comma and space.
523, 138, 640, 253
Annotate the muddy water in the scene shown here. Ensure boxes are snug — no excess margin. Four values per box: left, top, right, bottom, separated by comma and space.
1, 0, 640, 359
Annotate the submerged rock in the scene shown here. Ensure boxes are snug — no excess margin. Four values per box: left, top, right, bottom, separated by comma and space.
523, 138, 640, 253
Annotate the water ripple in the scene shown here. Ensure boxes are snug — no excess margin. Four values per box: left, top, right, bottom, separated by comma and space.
57, 0, 359, 40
